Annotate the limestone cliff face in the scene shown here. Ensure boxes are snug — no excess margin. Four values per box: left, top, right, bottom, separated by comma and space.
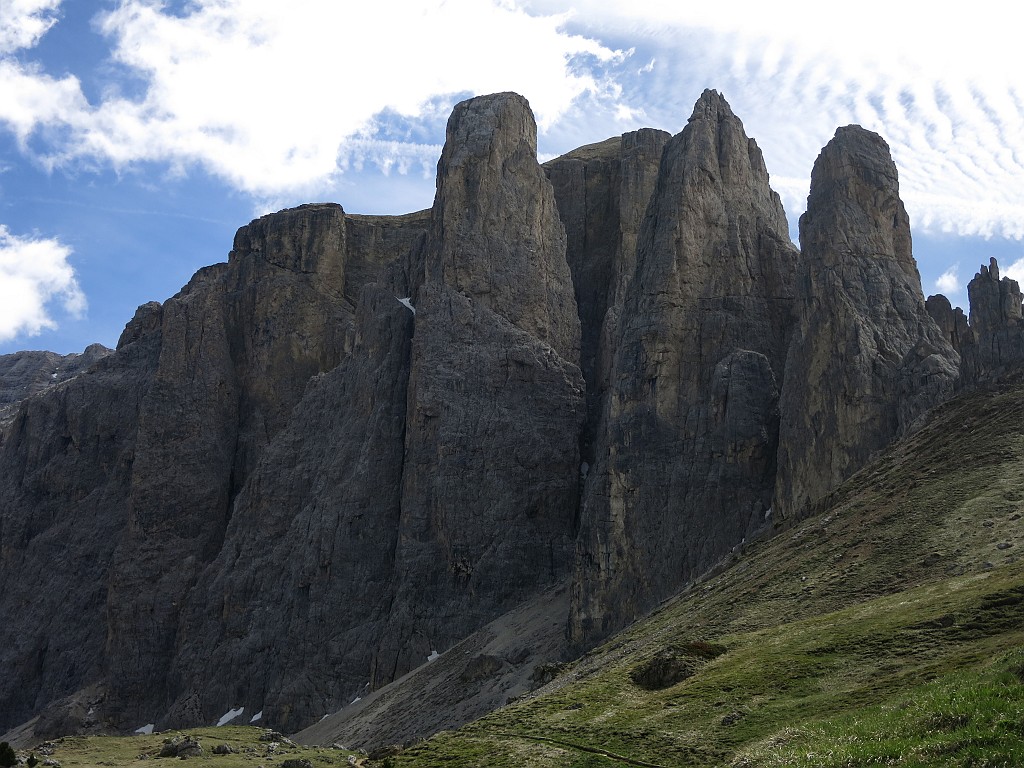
0, 345, 112, 427
0, 90, 999, 742
544, 128, 671, 459
102, 92, 583, 732
103, 203, 421, 724
568, 90, 800, 645
162, 269, 419, 729
774, 126, 959, 522
0, 203, 428, 735
0, 326, 159, 735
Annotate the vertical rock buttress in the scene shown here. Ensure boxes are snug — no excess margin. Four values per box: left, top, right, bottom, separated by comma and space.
376, 92, 586, 679
569, 90, 800, 646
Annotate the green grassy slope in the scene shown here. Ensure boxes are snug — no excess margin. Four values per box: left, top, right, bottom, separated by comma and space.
15, 726, 357, 768
393, 374, 1024, 767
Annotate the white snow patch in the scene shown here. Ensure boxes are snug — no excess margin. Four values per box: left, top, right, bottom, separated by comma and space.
350, 696, 362, 705
320, 713, 329, 721
249, 710, 263, 723
135, 724, 155, 735
396, 297, 415, 314
427, 650, 439, 662
216, 706, 244, 726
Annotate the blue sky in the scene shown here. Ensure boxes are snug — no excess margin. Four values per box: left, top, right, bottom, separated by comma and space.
1, 0, 1022, 354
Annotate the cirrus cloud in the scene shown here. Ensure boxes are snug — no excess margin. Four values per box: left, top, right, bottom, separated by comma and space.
526, 0, 1024, 240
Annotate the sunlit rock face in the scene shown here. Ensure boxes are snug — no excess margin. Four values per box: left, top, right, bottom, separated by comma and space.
774, 125, 959, 523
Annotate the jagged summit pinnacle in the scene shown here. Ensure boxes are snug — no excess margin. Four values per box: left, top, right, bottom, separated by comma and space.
427, 90, 579, 360
687, 87, 732, 121
436, 91, 538, 178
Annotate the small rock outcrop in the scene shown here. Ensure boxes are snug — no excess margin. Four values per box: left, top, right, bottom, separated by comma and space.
158, 736, 202, 759
928, 258, 1024, 386
774, 126, 959, 521
965, 259, 1024, 381
0, 344, 111, 426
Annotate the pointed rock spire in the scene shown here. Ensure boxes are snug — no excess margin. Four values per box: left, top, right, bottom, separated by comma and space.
569, 89, 800, 646
774, 126, 959, 521
425, 91, 580, 361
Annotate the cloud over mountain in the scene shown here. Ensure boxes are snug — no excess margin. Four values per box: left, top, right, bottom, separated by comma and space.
0, 225, 85, 342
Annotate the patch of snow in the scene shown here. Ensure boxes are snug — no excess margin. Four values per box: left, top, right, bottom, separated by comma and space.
216, 706, 244, 726
135, 724, 155, 735
249, 710, 263, 723
350, 696, 361, 705
396, 296, 415, 314
427, 650, 439, 662
320, 714, 329, 721
50, 373, 58, 379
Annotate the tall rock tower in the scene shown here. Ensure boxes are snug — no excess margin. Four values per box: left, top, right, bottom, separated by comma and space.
774, 126, 959, 521
569, 90, 800, 645
376, 92, 586, 684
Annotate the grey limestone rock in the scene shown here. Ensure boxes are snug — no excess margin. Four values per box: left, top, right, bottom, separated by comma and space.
965, 258, 1024, 380
0, 325, 159, 736
104, 203, 389, 724
0, 203, 428, 736
928, 258, 1024, 387
0, 89, 993, 745
144, 92, 583, 732
377, 91, 585, 688
0, 344, 111, 427
545, 128, 671, 460
774, 125, 959, 522
926, 293, 973, 359
568, 90, 800, 646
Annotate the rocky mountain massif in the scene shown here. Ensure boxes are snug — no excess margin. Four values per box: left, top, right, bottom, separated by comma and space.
2, 89, 1023, 744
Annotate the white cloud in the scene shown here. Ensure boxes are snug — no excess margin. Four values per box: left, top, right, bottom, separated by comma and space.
0, 59, 90, 144
934, 265, 960, 295
0, 0, 61, 54
0, 225, 86, 343
2, 0, 1021, 242
1003, 257, 1024, 287
1, 0, 626, 196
